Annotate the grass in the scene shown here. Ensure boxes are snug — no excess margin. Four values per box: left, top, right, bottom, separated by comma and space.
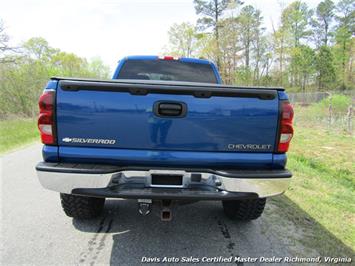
0, 119, 38, 154
285, 125, 355, 253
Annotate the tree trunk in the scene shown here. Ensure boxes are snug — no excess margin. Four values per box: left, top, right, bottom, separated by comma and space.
245, 29, 250, 69
214, 0, 220, 69
280, 38, 284, 86
342, 39, 346, 90
324, 20, 328, 46
303, 73, 307, 92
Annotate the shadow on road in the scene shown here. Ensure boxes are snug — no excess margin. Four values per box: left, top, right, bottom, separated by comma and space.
72, 196, 354, 265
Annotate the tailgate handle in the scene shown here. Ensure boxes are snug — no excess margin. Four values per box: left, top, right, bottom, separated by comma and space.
154, 101, 187, 117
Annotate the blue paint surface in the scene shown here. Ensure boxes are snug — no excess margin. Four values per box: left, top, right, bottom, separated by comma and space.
278, 91, 289, 101
42, 145, 58, 162
56, 88, 279, 150
59, 146, 274, 169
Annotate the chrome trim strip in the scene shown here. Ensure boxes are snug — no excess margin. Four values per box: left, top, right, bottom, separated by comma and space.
37, 171, 112, 194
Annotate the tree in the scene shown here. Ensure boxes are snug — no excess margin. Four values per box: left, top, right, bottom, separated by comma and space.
166, 22, 200, 57
0, 36, 111, 118
254, 35, 272, 85
23, 37, 58, 61
197, 33, 219, 65
0, 20, 9, 53
218, 17, 241, 84
281, 2, 313, 87
163, 0, 353, 91
281, 1, 313, 47
290, 45, 316, 91
0, 19, 17, 63
250, 8, 265, 84
333, 0, 354, 89
237, 6, 258, 68
51, 51, 87, 76
272, 21, 291, 86
316, 45, 336, 89
193, 0, 241, 68
311, 0, 335, 47
335, 0, 355, 32
333, 26, 352, 89
88, 57, 110, 79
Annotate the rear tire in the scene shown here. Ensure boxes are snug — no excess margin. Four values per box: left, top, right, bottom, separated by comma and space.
60, 193, 105, 219
222, 198, 266, 221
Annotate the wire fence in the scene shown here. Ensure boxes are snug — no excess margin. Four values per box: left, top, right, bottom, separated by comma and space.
289, 91, 354, 134
288, 91, 355, 104
288, 92, 331, 105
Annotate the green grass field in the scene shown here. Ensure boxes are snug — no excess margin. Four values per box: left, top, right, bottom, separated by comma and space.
0, 117, 354, 254
284, 125, 354, 254
0, 119, 38, 154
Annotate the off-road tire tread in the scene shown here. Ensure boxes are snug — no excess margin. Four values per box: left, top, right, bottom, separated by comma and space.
222, 198, 266, 221
60, 193, 105, 219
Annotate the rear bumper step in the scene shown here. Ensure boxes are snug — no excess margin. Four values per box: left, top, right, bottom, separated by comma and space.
36, 162, 292, 199
72, 186, 258, 200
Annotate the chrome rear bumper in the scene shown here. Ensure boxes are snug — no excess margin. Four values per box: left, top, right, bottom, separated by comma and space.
36, 162, 292, 199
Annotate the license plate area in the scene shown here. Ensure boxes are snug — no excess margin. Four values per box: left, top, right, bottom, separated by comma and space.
151, 174, 183, 186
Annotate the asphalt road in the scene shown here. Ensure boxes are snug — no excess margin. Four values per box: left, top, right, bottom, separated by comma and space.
1, 144, 319, 265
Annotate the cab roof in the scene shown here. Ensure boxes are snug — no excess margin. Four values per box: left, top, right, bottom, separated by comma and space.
122, 55, 213, 65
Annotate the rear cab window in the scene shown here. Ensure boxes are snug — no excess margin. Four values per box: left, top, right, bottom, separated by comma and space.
116, 59, 218, 84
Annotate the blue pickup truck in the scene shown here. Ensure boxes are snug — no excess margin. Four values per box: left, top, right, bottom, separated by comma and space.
36, 55, 294, 221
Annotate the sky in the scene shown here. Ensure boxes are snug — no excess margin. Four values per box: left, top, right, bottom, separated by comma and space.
1, 0, 321, 72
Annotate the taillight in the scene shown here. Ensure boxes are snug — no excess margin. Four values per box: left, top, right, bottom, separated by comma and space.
277, 101, 294, 153
158, 55, 178, 60
38, 90, 56, 145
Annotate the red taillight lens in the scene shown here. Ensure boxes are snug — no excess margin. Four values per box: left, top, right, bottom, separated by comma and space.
38, 91, 56, 145
277, 101, 294, 153
158, 55, 177, 60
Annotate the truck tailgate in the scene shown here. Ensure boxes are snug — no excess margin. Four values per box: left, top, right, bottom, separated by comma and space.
55, 79, 281, 166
